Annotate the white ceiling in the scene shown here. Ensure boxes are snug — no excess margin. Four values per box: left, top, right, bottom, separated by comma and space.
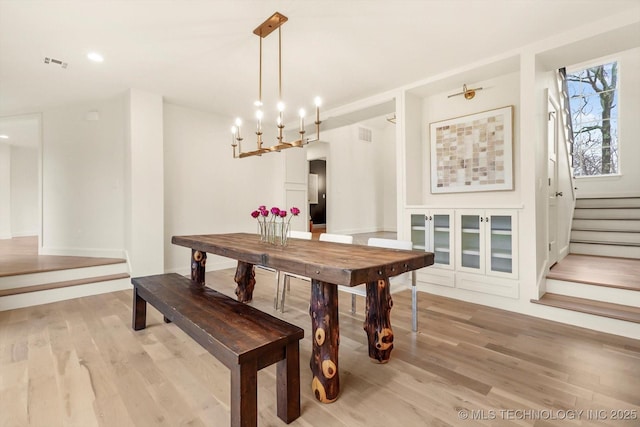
1, 0, 638, 125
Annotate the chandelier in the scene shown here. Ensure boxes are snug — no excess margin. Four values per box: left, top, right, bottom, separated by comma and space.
231, 12, 322, 158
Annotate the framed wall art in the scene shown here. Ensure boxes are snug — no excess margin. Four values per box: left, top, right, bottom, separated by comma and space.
430, 106, 513, 193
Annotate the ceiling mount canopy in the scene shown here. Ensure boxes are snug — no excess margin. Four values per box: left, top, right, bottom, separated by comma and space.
231, 12, 322, 159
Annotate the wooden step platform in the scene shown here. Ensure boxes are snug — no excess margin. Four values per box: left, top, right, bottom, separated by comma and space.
0, 273, 130, 297
547, 254, 640, 291
0, 236, 126, 277
531, 293, 640, 324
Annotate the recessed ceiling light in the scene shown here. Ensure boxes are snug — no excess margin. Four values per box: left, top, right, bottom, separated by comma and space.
0, 135, 9, 139
87, 52, 104, 62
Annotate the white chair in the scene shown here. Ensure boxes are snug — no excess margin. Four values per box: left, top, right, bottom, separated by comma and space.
273, 230, 313, 310
319, 233, 353, 244
277, 232, 353, 312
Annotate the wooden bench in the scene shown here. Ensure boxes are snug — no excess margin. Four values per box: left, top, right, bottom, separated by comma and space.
131, 273, 304, 427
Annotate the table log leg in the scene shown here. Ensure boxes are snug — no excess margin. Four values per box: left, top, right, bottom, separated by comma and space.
234, 261, 256, 303
364, 278, 394, 363
191, 249, 207, 284
309, 279, 339, 403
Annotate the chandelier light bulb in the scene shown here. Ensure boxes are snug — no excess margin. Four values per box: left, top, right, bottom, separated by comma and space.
256, 110, 263, 132
277, 101, 285, 112
231, 126, 237, 145
298, 109, 306, 133
314, 97, 322, 107
234, 118, 242, 139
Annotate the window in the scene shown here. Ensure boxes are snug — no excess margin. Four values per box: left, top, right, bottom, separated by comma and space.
566, 61, 618, 177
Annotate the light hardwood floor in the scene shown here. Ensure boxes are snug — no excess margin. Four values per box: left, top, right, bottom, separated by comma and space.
1, 267, 639, 426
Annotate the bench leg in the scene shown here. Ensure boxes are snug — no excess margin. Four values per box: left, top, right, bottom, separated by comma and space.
276, 341, 301, 423
230, 360, 258, 427
132, 287, 147, 331
163, 316, 172, 324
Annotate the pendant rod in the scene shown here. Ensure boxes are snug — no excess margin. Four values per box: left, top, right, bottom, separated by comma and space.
258, 37, 262, 104
278, 26, 282, 101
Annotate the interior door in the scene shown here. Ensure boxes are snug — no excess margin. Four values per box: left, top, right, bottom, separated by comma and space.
283, 147, 310, 232
547, 97, 559, 267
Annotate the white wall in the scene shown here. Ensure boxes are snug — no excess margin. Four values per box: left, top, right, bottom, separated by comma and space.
420, 72, 521, 208
573, 47, 640, 198
0, 144, 10, 239
10, 145, 38, 236
379, 123, 397, 231
127, 89, 164, 276
41, 97, 126, 256
163, 103, 283, 274
320, 121, 395, 234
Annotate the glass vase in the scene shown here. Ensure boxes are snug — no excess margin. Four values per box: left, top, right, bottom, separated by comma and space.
258, 221, 268, 242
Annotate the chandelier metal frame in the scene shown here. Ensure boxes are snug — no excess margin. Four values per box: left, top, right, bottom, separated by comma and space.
231, 12, 321, 159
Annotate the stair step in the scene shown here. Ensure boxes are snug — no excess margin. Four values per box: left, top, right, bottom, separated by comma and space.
572, 219, 640, 232
570, 243, 640, 259
575, 197, 640, 209
0, 277, 132, 311
570, 230, 640, 246
573, 208, 640, 220
0, 262, 129, 290
0, 273, 130, 297
531, 293, 640, 324
546, 279, 640, 307
547, 254, 640, 291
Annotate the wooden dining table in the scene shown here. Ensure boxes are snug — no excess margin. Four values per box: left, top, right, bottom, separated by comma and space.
172, 232, 434, 403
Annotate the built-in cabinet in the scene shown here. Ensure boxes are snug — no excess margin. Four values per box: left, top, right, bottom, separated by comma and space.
410, 210, 454, 268
456, 210, 518, 278
409, 209, 455, 287
407, 208, 519, 298
399, 53, 523, 299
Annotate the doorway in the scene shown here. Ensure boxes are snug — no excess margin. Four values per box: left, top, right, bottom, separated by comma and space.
547, 96, 560, 267
309, 159, 326, 232
0, 113, 41, 246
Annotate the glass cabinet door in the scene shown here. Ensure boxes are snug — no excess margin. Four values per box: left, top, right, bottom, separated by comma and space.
488, 215, 513, 274
410, 214, 427, 251
460, 214, 483, 272
432, 214, 451, 266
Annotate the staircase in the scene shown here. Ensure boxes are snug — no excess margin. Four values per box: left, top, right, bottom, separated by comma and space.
569, 197, 640, 259
0, 259, 130, 311
532, 197, 640, 326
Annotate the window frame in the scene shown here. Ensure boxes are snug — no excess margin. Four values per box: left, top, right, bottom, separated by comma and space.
565, 55, 622, 179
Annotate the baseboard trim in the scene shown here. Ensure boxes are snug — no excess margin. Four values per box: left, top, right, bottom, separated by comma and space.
40, 246, 126, 258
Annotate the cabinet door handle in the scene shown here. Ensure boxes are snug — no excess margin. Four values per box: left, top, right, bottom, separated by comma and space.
486, 217, 489, 222
480, 217, 483, 222
555, 191, 563, 197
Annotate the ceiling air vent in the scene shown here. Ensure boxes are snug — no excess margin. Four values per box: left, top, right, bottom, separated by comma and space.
358, 126, 373, 143
44, 57, 68, 69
